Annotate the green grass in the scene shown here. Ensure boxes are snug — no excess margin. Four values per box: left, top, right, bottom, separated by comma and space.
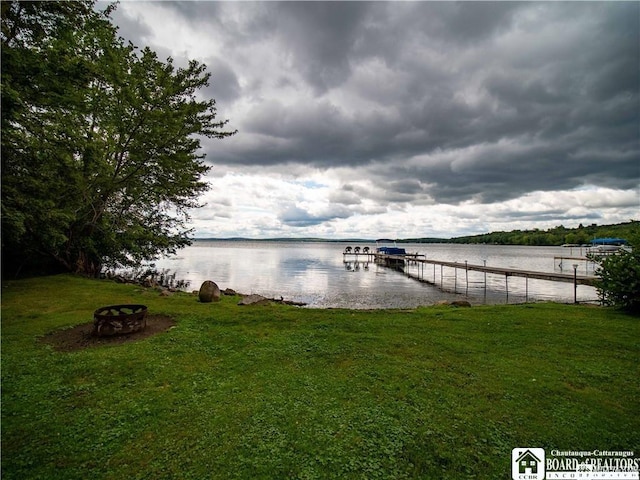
2, 274, 639, 479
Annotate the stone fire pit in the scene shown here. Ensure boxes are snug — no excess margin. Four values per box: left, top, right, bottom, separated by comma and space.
93, 304, 148, 337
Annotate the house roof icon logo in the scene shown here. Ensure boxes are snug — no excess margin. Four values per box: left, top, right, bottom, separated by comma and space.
517, 450, 541, 473
512, 448, 545, 480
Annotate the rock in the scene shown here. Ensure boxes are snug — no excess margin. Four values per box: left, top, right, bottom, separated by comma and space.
198, 281, 221, 303
159, 289, 173, 297
279, 299, 307, 307
435, 300, 451, 306
238, 294, 270, 306
451, 300, 472, 307
223, 288, 237, 296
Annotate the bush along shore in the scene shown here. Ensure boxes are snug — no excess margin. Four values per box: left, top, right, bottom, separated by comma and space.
2, 274, 639, 480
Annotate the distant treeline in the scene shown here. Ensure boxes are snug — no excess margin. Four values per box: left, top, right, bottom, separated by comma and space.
401, 220, 639, 246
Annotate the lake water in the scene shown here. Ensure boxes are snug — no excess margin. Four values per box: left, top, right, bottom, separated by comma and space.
152, 241, 600, 308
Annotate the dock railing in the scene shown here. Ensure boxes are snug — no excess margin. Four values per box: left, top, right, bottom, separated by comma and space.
370, 253, 599, 303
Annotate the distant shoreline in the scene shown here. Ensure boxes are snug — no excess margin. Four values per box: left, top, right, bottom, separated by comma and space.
190, 220, 637, 247
192, 237, 377, 243
191, 237, 452, 244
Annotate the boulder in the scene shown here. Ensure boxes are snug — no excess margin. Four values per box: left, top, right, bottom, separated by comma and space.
198, 280, 221, 303
238, 294, 270, 306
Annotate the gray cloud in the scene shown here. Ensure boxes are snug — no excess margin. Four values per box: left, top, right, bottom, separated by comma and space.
204, 58, 241, 106
280, 205, 352, 227
271, 1, 370, 93
505, 210, 603, 223
112, 1, 639, 214
328, 189, 361, 206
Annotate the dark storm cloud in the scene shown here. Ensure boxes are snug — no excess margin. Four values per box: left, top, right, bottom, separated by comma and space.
270, 1, 371, 93
112, 1, 640, 207
205, 58, 241, 106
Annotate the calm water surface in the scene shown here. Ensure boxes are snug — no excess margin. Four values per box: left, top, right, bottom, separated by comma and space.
153, 241, 599, 308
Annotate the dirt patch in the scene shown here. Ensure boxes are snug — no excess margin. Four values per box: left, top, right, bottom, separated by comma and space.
40, 314, 177, 352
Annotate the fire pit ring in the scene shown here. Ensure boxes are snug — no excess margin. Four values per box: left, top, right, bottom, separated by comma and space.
93, 304, 148, 337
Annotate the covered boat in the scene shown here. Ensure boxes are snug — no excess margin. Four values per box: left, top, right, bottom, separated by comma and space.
375, 239, 406, 267
375, 239, 407, 255
589, 238, 628, 253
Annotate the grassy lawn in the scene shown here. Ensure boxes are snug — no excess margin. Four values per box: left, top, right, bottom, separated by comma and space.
2, 274, 639, 479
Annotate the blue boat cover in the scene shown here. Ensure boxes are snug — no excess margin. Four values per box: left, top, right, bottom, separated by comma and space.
377, 246, 407, 255
590, 238, 628, 245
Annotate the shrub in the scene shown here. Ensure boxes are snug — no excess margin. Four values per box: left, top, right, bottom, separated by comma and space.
592, 238, 640, 313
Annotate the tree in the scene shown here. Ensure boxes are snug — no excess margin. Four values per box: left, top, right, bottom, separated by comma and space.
1, 1, 236, 276
592, 237, 640, 314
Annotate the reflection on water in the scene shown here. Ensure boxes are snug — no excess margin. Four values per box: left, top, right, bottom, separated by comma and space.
152, 241, 600, 309
343, 260, 370, 272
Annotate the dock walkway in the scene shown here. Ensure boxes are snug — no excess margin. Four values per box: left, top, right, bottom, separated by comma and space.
378, 254, 598, 286
344, 250, 599, 302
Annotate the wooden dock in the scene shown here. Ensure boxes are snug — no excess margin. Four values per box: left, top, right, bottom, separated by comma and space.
344, 251, 599, 303
380, 254, 598, 286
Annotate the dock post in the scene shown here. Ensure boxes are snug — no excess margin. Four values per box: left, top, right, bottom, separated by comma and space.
454, 265, 458, 292
465, 260, 469, 293
483, 260, 487, 298
573, 264, 578, 303
505, 274, 509, 302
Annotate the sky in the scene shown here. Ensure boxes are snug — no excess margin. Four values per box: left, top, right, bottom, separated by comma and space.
108, 1, 639, 239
